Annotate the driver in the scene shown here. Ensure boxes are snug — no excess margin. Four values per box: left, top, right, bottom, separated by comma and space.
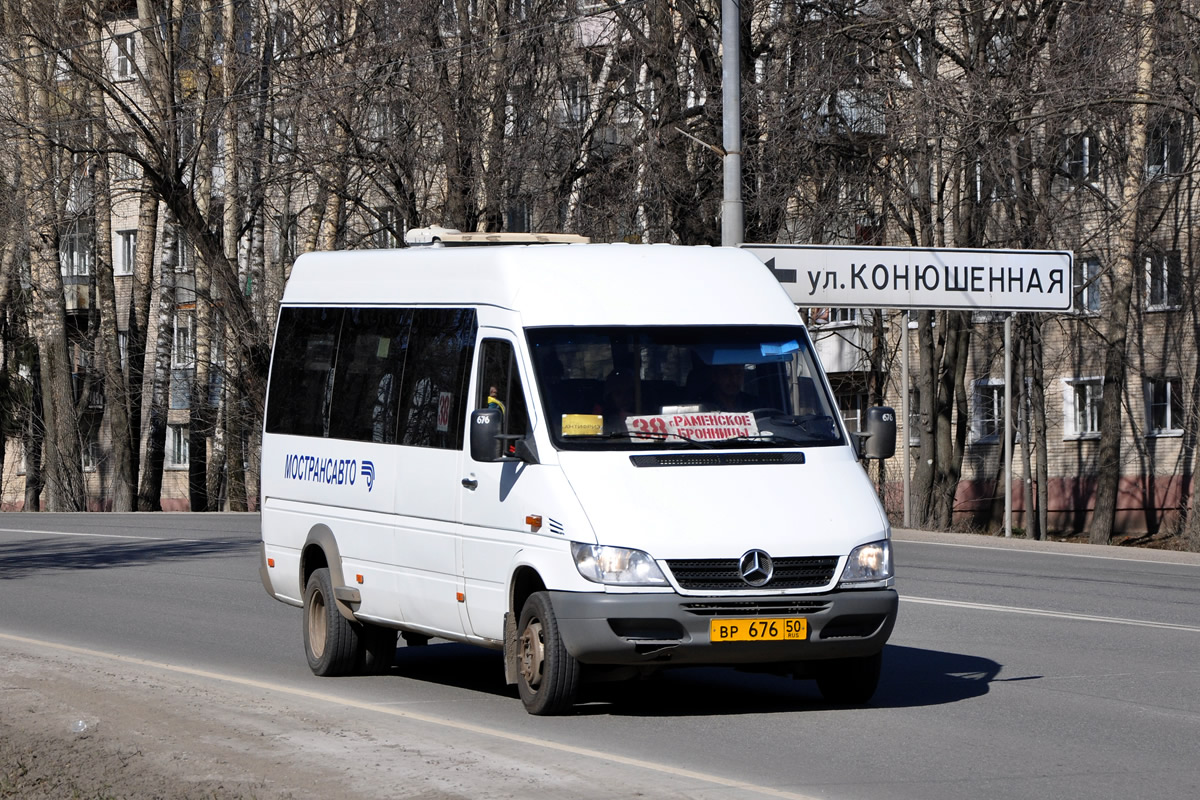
708, 364, 755, 411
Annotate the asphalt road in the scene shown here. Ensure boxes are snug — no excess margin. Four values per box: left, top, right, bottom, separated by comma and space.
1, 513, 1198, 799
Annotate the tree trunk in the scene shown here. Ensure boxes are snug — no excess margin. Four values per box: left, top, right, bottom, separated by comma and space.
1029, 318, 1049, 540
1091, 0, 1155, 544
128, 186, 160, 490
18, 9, 84, 511
137, 215, 178, 511
88, 60, 135, 511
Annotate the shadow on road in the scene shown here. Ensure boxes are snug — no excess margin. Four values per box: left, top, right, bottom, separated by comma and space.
383, 641, 1008, 716
0, 536, 259, 578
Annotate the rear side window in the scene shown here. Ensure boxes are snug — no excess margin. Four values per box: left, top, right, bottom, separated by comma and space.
265, 305, 477, 448
327, 308, 412, 443
398, 309, 476, 449
265, 307, 343, 437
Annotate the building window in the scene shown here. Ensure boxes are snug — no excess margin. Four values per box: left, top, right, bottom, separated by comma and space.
168, 425, 189, 468
118, 331, 128, 370
1075, 256, 1100, 314
114, 33, 134, 79
908, 385, 921, 447
173, 313, 195, 368
1146, 116, 1185, 178
1146, 250, 1182, 310
973, 158, 1015, 204
565, 77, 588, 123
1060, 131, 1098, 183
836, 392, 866, 434
60, 221, 92, 276
1063, 377, 1103, 438
273, 115, 296, 162
277, 213, 299, 264
81, 426, 100, 471
810, 307, 859, 326
115, 230, 137, 276
374, 207, 400, 248
113, 132, 139, 181
1145, 377, 1184, 435
175, 231, 192, 273
507, 201, 531, 233
971, 379, 1005, 442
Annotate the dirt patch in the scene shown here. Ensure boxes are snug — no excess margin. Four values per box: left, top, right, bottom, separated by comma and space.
0, 645, 359, 800
0, 637, 688, 800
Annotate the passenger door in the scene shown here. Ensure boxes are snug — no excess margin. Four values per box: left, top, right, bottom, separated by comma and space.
459, 336, 540, 641
389, 309, 475, 638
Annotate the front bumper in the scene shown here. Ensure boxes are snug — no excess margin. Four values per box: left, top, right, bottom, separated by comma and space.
549, 588, 897, 666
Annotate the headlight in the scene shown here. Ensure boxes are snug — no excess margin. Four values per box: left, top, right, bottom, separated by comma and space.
839, 540, 893, 585
571, 543, 668, 586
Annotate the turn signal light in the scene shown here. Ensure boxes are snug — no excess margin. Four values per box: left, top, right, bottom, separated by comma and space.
526, 515, 543, 532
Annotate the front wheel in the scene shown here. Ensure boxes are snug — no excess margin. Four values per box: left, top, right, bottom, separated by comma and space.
303, 567, 361, 676
814, 651, 882, 705
516, 592, 581, 715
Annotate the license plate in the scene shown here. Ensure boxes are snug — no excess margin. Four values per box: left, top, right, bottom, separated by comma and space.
710, 617, 808, 642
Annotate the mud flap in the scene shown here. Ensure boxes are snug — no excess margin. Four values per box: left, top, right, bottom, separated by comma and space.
503, 611, 519, 685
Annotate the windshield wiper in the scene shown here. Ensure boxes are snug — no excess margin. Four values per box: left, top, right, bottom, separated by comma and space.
717, 433, 808, 447
756, 412, 838, 436
572, 430, 714, 449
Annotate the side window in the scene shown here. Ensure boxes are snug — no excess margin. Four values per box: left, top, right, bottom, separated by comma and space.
327, 308, 412, 443
477, 339, 530, 440
264, 307, 343, 437
398, 309, 477, 449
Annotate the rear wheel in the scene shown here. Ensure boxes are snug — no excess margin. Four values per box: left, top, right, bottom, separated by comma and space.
814, 651, 882, 705
516, 592, 580, 715
303, 568, 360, 676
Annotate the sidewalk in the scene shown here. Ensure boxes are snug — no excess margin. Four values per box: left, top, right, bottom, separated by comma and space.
892, 527, 1200, 566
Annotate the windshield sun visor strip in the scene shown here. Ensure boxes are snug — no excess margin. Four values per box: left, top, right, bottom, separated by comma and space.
629, 452, 806, 467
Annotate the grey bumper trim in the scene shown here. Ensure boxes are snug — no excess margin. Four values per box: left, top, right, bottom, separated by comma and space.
548, 588, 898, 666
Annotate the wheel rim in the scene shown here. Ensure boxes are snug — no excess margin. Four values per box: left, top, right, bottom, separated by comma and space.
307, 589, 327, 659
519, 619, 545, 690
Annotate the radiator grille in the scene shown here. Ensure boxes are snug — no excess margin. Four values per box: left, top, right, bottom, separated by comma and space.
666, 556, 839, 591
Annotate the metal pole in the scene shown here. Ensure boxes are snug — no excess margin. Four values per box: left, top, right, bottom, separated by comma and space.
901, 313, 910, 528
1004, 314, 1012, 538
721, 0, 743, 247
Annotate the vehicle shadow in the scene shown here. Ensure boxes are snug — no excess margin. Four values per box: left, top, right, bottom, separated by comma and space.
385, 642, 1009, 716
0, 536, 259, 579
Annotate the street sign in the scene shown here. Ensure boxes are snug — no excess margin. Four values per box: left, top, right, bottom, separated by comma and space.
742, 244, 1074, 312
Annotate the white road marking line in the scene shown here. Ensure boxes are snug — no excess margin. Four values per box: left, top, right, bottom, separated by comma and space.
902, 595, 1200, 633
0, 527, 166, 541
0, 631, 823, 800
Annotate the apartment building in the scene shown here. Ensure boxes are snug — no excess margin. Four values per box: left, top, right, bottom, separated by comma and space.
2, 1, 1197, 537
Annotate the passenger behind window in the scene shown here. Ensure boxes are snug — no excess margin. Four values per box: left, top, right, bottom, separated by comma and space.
487, 384, 506, 414
707, 364, 756, 412
595, 369, 637, 432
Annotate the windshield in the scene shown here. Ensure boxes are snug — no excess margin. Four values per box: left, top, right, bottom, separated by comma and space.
526, 325, 844, 450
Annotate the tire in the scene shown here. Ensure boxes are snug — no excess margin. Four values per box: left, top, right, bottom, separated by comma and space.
303, 567, 361, 677
515, 592, 581, 715
359, 624, 396, 675
814, 651, 882, 705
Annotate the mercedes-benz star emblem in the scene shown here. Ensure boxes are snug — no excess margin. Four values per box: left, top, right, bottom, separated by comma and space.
738, 549, 774, 587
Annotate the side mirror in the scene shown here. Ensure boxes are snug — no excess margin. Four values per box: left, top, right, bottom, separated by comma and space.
854, 406, 896, 460
469, 408, 540, 464
470, 408, 504, 462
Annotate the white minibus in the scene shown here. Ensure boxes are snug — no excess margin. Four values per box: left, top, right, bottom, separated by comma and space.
259, 242, 897, 714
